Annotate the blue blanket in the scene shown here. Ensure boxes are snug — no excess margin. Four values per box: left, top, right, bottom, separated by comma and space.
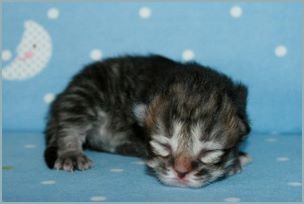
2, 2, 302, 202
3, 132, 301, 202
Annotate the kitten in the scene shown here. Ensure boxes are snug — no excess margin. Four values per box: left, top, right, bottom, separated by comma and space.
44, 55, 251, 188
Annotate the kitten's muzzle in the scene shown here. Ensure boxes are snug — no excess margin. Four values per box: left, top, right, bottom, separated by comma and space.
174, 153, 192, 179
176, 171, 188, 179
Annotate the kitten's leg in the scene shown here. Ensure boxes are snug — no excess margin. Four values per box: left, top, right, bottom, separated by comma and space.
44, 93, 97, 171
114, 124, 149, 158
54, 127, 93, 171
115, 142, 148, 158
45, 122, 94, 171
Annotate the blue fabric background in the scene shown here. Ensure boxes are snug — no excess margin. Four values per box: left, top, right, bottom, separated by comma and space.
2, 2, 302, 133
2, 2, 302, 202
3, 132, 302, 202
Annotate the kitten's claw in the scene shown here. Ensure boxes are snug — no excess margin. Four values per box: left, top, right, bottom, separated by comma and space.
54, 152, 92, 171
76, 155, 92, 170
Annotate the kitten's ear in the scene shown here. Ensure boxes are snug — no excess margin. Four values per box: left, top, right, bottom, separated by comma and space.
133, 103, 148, 126
234, 83, 251, 136
238, 117, 251, 137
234, 83, 248, 111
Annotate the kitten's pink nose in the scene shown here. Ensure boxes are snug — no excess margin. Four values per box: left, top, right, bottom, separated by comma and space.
174, 154, 192, 179
176, 170, 189, 179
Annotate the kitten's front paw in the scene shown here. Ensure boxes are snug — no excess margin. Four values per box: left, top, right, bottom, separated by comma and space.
226, 152, 251, 176
54, 152, 92, 171
239, 152, 251, 167
227, 162, 242, 176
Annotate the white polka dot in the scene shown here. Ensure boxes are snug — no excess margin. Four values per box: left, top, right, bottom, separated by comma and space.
24, 144, 37, 149
44, 93, 55, 104
139, 7, 151, 19
47, 8, 59, 19
110, 168, 124, 172
2, 50, 12, 61
90, 49, 103, 61
90, 196, 107, 202
276, 157, 289, 162
288, 182, 302, 187
266, 138, 277, 142
275, 45, 287, 57
132, 161, 145, 165
182, 49, 195, 61
41, 180, 56, 185
224, 197, 240, 202
230, 6, 242, 18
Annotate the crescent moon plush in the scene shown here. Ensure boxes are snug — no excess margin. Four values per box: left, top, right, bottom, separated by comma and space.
2, 20, 52, 80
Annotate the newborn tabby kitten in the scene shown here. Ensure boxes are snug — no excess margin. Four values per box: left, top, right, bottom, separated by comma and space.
44, 55, 251, 188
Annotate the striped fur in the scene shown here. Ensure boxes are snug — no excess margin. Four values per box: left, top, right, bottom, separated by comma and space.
44, 55, 250, 187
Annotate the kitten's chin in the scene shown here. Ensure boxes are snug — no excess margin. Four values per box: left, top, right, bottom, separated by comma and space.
147, 160, 209, 188
157, 174, 206, 188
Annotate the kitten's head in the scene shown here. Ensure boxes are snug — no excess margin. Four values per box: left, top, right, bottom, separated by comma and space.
135, 81, 250, 188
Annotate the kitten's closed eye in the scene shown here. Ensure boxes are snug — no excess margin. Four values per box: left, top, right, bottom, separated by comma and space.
150, 140, 171, 157
199, 150, 224, 164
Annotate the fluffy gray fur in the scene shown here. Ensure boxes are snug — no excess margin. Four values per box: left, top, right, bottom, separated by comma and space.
44, 55, 251, 187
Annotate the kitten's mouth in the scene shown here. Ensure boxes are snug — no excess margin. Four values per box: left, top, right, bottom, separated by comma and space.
169, 178, 197, 188
159, 174, 208, 188
161, 175, 194, 187
176, 178, 189, 185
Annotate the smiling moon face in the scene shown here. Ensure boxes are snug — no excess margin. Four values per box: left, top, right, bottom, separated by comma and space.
2, 20, 52, 80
